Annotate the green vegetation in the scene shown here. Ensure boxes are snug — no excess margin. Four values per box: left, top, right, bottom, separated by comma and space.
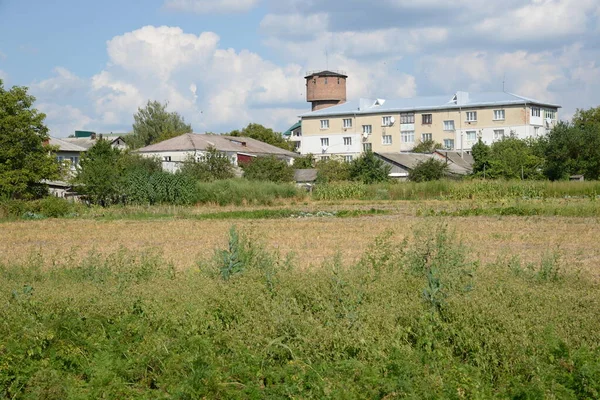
1, 225, 599, 398
178, 146, 235, 182
315, 152, 390, 185
293, 154, 315, 169
411, 139, 442, 153
472, 137, 545, 180
408, 158, 450, 182
128, 100, 192, 149
0, 79, 59, 199
241, 156, 295, 183
229, 123, 294, 151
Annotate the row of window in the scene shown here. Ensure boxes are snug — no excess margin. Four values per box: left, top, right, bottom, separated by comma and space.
56, 156, 79, 166
531, 107, 556, 119
323, 120, 458, 133
320, 108, 556, 131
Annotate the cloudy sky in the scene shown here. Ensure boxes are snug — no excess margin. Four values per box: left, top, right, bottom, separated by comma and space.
0, 0, 599, 137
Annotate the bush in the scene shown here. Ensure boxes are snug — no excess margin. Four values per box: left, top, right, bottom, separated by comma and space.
315, 157, 351, 183
348, 151, 391, 184
241, 156, 294, 182
408, 158, 449, 182
179, 146, 235, 182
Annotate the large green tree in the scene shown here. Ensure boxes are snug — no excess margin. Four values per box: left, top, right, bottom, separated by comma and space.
74, 139, 124, 206
544, 108, 600, 180
409, 158, 449, 182
0, 80, 59, 199
229, 123, 293, 151
471, 137, 544, 180
129, 100, 192, 149
241, 156, 294, 182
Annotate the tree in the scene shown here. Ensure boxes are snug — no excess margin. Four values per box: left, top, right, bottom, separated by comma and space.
229, 123, 293, 151
293, 154, 315, 169
412, 139, 442, 154
543, 108, 600, 180
241, 156, 294, 182
471, 137, 544, 180
74, 140, 124, 206
408, 158, 449, 182
0, 80, 59, 199
129, 100, 192, 149
179, 146, 235, 181
315, 157, 351, 183
349, 151, 391, 184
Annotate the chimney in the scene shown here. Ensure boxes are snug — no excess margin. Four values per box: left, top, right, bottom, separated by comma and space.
90, 133, 96, 140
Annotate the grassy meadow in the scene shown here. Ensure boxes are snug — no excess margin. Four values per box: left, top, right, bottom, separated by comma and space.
1, 180, 600, 398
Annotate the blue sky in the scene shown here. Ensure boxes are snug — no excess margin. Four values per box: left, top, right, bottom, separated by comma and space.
1, 0, 599, 137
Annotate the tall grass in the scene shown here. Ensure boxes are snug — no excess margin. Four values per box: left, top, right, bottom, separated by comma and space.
195, 178, 302, 206
1, 225, 599, 398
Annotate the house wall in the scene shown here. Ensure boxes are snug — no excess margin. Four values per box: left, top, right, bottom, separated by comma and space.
300, 104, 559, 155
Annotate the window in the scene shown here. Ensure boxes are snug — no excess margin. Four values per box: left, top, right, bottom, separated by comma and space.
422, 133, 432, 142
466, 131, 477, 141
494, 129, 505, 140
343, 137, 352, 146
443, 120, 455, 131
531, 107, 541, 117
534, 127, 540, 136
343, 118, 352, 128
320, 138, 329, 147
57, 156, 64, 162
466, 111, 477, 122
69, 156, 79, 166
320, 120, 329, 129
344, 155, 353, 163
494, 110, 505, 120
401, 131, 415, 143
545, 109, 556, 120
362, 125, 372, 134
400, 113, 415, 124
321, 156, 330, 161
363, 143, 372, 152
443, 139, 454, 150
382, 135, 392, 145
324, 77, 328, 84
422, 114, 432, 124
382, 116, 392, 126
164, 156, 172, 162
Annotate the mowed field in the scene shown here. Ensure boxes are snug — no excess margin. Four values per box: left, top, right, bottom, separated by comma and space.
2, 200, 599, 276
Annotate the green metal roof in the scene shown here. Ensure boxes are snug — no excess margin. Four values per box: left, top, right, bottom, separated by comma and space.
283, 121, 301, 137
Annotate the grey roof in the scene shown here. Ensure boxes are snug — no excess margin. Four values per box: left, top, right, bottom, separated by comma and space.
136, 133, 298, 158
300, 91, 561, 118
433, 151, 474, 171
49, 137, 87, 152
376, 152, 472, 176
62, 136, 125, 150
294, 169, 318, 183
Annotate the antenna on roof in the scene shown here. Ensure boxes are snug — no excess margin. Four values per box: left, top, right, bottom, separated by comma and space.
502, 72, 506, 92
326, 50, 329, 71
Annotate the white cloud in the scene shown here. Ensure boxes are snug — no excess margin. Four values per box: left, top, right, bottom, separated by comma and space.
37, 103, 93, 137
475, 0, 599, 41
30, 67, 86, 101
164, 0, 259, 14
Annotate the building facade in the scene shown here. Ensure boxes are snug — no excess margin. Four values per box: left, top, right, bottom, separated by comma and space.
298, 86, 560, 160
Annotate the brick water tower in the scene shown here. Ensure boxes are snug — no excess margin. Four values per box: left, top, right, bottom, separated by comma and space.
305, 70, 347, 111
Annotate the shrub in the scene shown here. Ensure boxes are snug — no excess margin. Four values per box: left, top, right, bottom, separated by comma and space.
315, 157, 351, 183
408, 158, 449, 182
412, 139, 442, 154
348, 151, 391, 184
241, 156, 294, 182
179, 146, 235, 182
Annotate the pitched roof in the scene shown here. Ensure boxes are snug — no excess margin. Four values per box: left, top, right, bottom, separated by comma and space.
294, 169, 318, 183
376, 152, 472, 176
300, 91, 560, 118
283, 121, 301, 137
62, 136, 125, 150
49, 137, 87, 152
136, 133, 298, 158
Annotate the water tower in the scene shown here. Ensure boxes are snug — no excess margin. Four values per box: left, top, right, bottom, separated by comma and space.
305, 70, 347, 112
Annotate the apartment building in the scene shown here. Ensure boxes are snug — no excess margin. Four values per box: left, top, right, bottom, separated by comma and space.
298, 79, 560, 160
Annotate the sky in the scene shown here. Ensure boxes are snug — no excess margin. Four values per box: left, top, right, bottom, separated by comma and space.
0, 0, 599, 138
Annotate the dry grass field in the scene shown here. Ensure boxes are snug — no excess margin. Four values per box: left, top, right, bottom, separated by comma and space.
2, 200, 599, 277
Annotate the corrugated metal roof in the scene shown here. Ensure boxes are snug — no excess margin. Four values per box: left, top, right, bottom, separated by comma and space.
49, 137, 88, 152
136, 133, 298, 158
300, 91, 561, 118
283, 121, 301, 137
62, 136, 125, 149
294, 169, 318, 183
376, 152, 472, 176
